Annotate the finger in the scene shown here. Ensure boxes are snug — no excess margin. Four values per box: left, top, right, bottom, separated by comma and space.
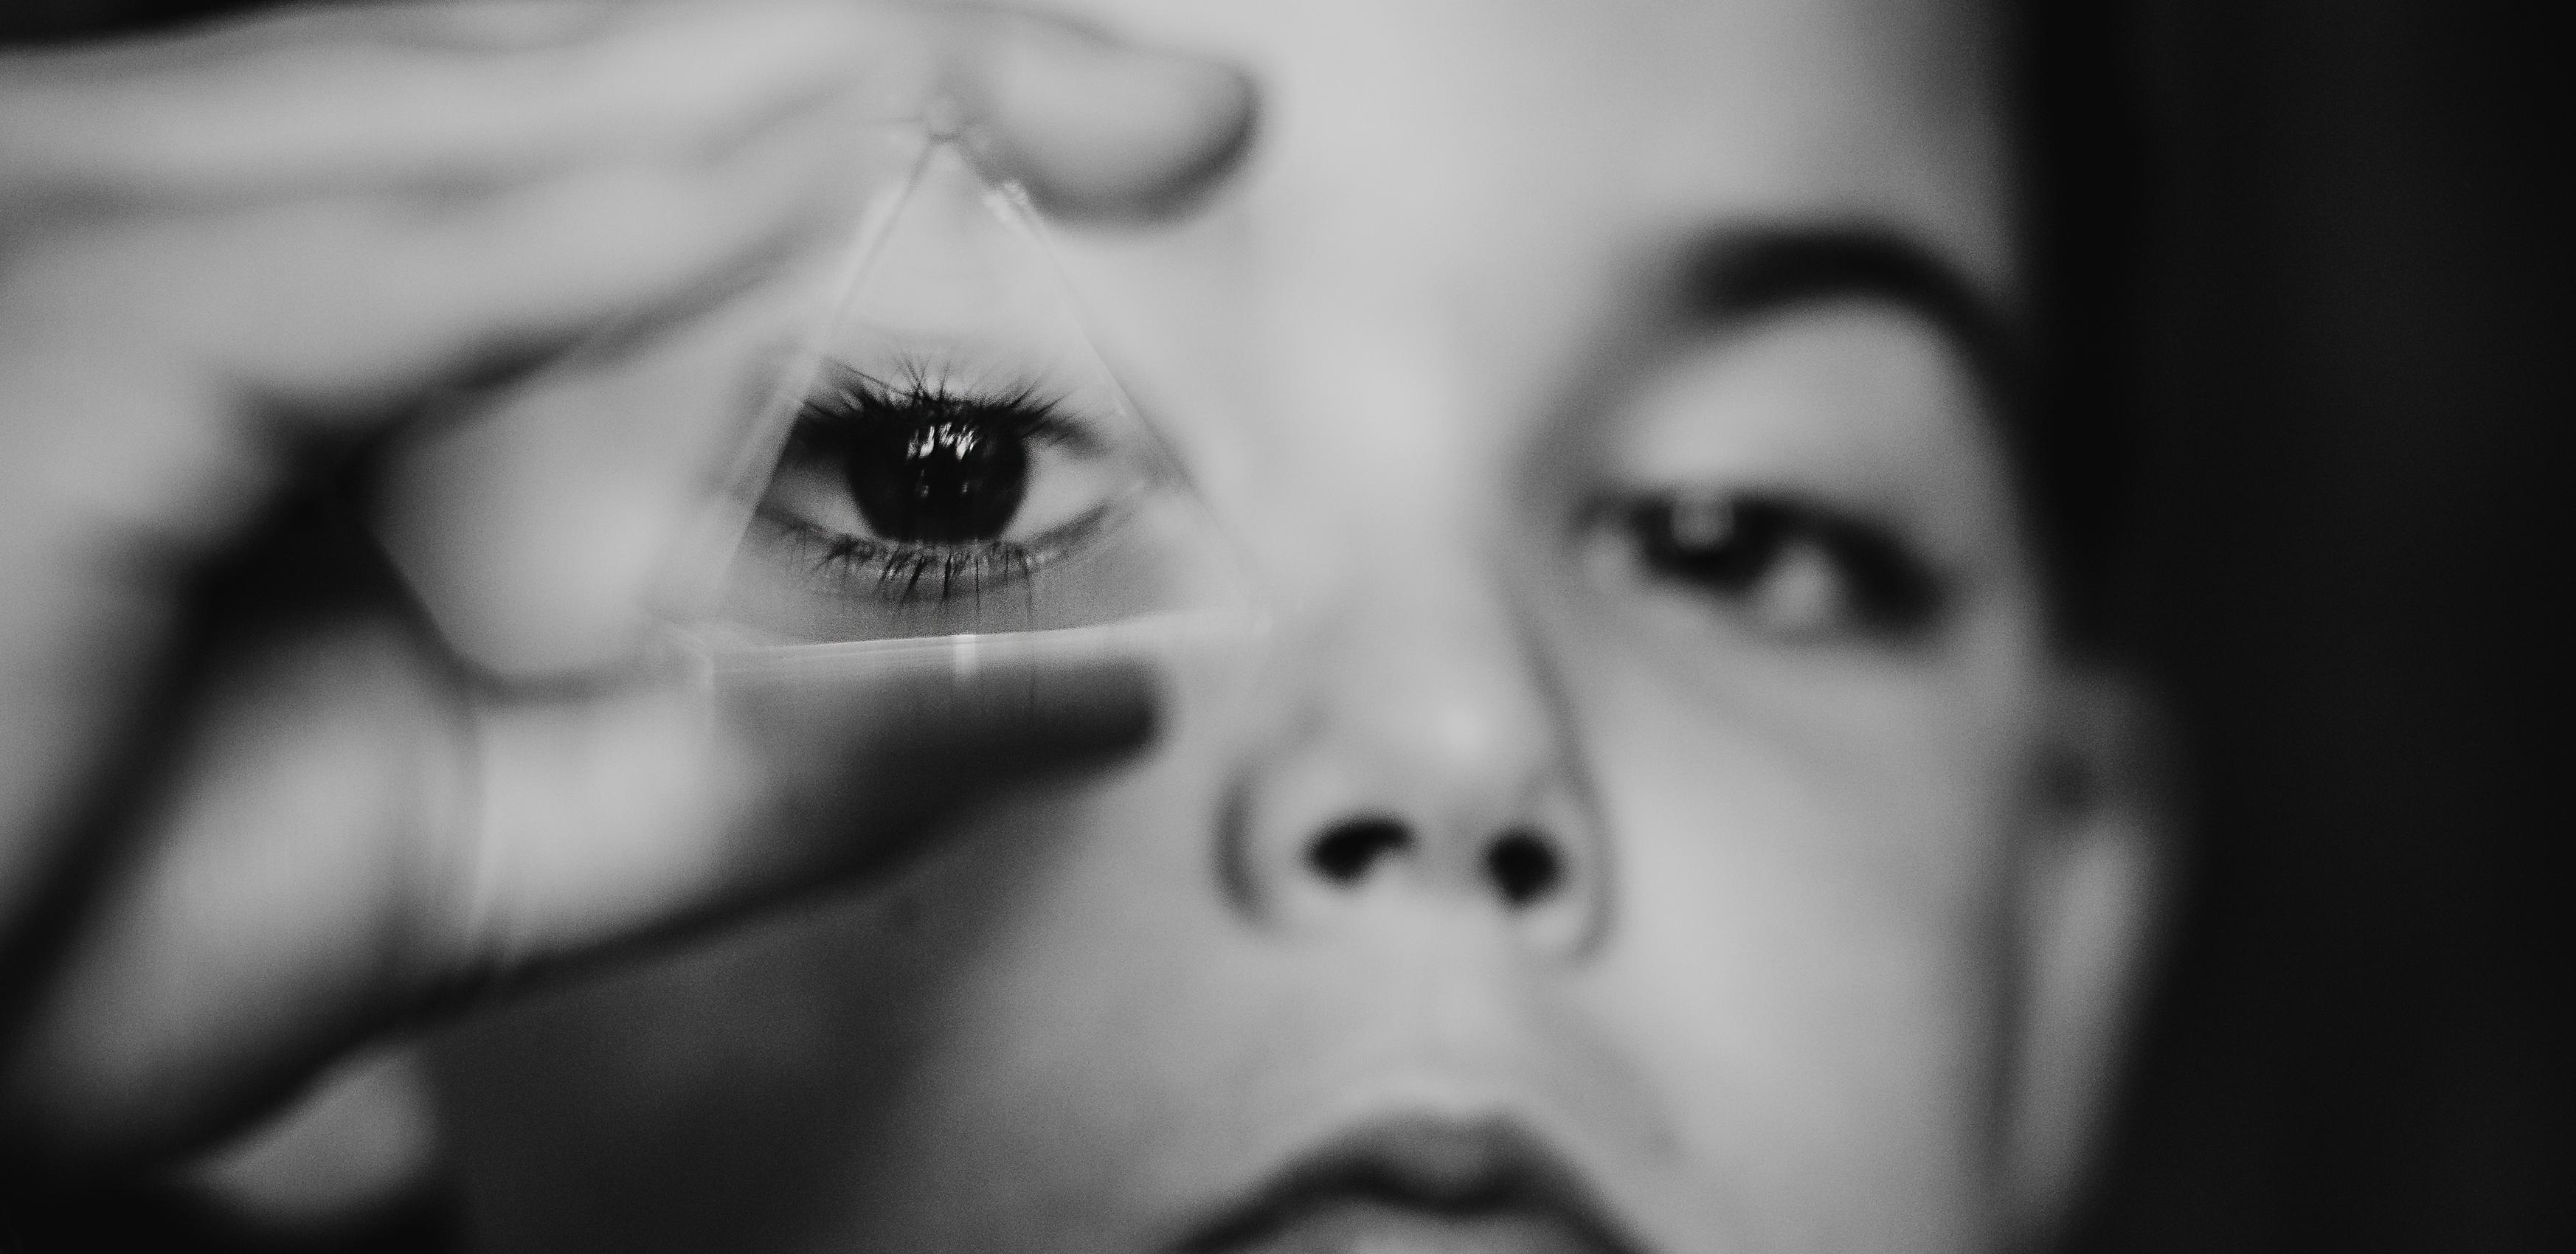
0, 1, 1257, 221
0, 623, 1158, 1170
0, 1, 879, 214
0, 620, 462, 1172
942, 14, 1261, 219
192, 101, 873, 409
448, 633, 1160, 966
0, 92, 863, 585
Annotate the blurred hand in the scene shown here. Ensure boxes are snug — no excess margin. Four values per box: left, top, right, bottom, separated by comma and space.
0, 0, 1252, 1175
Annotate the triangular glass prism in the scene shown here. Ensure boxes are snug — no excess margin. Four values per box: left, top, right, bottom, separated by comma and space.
672, 134, 1258, 653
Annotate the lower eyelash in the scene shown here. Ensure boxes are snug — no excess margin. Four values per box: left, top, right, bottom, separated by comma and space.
815, 535, 1038, 604
762, 499, 1125, 606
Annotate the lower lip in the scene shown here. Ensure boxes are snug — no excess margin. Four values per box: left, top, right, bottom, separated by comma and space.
1212, 1198, 1610, 1254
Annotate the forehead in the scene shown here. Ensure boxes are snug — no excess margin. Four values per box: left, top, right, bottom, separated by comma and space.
1053, 0, 2019, 502
1070, 0, 2015, 288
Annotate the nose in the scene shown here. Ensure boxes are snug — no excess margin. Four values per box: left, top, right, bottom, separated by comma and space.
1217, 569, 1608, 956
1302, 817, 1568, 907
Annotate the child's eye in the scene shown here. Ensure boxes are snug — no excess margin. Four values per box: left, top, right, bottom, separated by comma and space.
1595, 491, 1946, 642
737, 360, 1138, 617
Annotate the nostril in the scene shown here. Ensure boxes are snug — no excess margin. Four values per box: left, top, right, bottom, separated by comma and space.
1485, 830, 1563, 906
1308, 817, 1413, 886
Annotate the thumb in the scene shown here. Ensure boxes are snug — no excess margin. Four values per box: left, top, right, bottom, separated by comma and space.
450, 632, 1157, 966
0, 623, 1153, 1170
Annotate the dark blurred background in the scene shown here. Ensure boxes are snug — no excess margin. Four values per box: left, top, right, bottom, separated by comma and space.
2046, 2, 2569, 1253
7, 1, 2567, 1252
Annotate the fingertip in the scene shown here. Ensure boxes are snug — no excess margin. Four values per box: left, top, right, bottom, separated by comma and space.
722, 642, 1160, 774
973, 40, 1261, 221
707, 638, 1166, 839
958, 651, 1163, 766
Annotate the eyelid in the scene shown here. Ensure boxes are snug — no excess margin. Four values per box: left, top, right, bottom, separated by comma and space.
792, 359, 1106, 451
1590, 488, 1950, 639
790, 401, 1091, 458
757, 494, 1127, 603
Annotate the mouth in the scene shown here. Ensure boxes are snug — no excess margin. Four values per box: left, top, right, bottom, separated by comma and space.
1174, 1113, 1647, 1254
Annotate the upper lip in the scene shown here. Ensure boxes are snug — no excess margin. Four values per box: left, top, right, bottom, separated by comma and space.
1173, 1112, 1648, 1254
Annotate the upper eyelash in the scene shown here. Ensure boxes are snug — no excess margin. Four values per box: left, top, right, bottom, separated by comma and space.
789, 358, 1092, 451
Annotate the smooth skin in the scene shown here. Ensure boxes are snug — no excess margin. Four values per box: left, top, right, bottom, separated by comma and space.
433, 2, 2170, 1253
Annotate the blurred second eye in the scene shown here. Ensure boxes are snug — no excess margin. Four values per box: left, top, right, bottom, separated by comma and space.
1589, 491, 1946, 644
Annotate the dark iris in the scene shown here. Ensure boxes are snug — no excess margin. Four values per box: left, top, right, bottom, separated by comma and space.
788, 365, 1059, 548
1621, 492, 1942, 633
843, 411, 1030, 544
1629, 495, 1793, 596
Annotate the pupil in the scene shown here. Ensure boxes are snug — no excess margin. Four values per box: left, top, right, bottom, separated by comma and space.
845, 415, 1030, 544
1632, 496, 1784, 592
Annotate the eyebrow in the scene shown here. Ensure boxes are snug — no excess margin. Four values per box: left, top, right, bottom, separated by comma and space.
1677, 225, 2021, 400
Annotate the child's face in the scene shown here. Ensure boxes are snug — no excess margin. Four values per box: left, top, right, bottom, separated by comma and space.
437, 1, 2158, 1250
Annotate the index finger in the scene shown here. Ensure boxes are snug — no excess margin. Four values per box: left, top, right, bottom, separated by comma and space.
0, 0, 1256, 221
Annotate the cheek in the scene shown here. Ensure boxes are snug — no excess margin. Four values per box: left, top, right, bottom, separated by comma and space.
1562, 638, 2037, 1249
809, 752, 1251, 1248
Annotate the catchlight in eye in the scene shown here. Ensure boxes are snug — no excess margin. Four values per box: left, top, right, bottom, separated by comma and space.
668, 134, 1258, 655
